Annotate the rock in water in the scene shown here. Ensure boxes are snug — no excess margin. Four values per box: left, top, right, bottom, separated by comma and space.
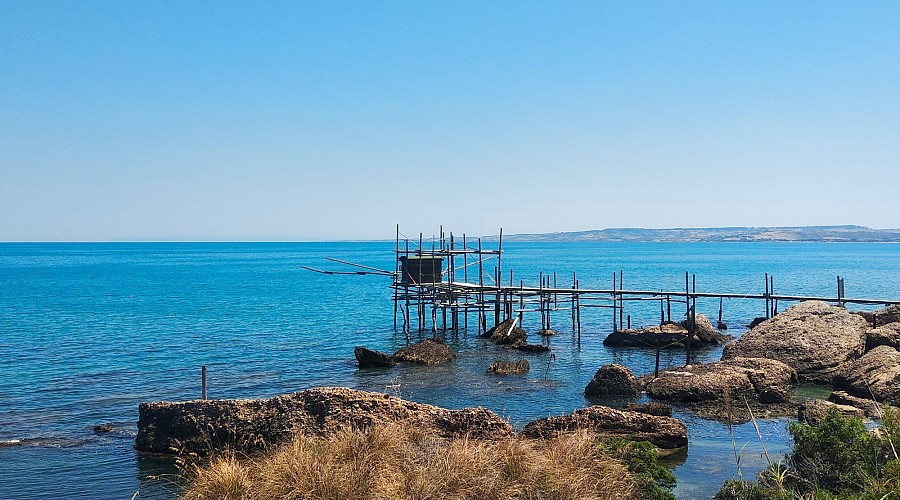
537, 329, 559, 336
515, 344, 550, 353
392, 338, 456, 365
135, 387, 513, 455
482, 318, 527, 346
603, 315, 730, 348
833, 345, 900, 405
584, 364, 640, 397
798, 399, 865, 425
722, 301, 868, 383
354, 346, 395, 368
486, 359, 529, 375
623, 402, 673, 417
521, 405, 688, 450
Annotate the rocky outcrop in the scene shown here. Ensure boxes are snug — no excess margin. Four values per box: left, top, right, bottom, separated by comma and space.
584, 364, 640, 397
354, 346, 395, 368
642, 357, 796, 420
623, 402, 672, 417
865, 322, 900, 351
798, 399, 865, 425
135, 387, 513, 455
392, 338, 456, 365
855, 305, 900, 327
482, 318, 527, 346
722, 301, 868, 383
828, 391, 882, 418
486, 359, 529, 375
521, 405, 687, 450
603, 315, 730, 349
833, 345, 900, 405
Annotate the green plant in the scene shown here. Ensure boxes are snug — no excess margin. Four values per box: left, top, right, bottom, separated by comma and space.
600, 438, 676, 500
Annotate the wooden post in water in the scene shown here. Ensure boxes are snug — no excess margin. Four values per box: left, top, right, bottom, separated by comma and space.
477, 238, 484, 334
393, 224, 399, 330
619, 270, 624, 331
201, 365, 207, 400
765, 273, 771, 319
463, 233, 468, 330
612, 272, 618, 333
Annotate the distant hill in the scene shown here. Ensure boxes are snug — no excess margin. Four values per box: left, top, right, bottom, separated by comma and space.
491, 225, 900, 243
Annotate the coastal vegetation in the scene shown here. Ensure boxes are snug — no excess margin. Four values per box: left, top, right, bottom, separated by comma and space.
182, 423, 673, 499
715, 406, 900, 499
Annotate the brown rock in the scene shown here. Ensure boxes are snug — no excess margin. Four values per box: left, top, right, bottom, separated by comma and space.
584, 364, 640, 397
537, 329, 559, 336
828, 391, 882, 418
623, 402, 673, 417
603, 316, 731, 349
758, 386, 790, 404
722, 301, 868, 383
482, 318, 527, 346
856, 305, 900, 327
645, 357, 795, 404
833, 345, 900, 405
486, 359, 530, 375
392, 338, 455, 365
135, 387, 513, 455
521, 405, 688, 449
798, 399, 864, 425
515, 344, 550, 353
866, 322, 900, 351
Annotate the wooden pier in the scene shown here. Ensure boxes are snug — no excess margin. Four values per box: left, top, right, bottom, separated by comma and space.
387, 227, 900, 345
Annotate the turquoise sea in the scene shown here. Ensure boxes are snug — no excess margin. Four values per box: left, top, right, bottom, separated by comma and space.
1, 241, 899, 499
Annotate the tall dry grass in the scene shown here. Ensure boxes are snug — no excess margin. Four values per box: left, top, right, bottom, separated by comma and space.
183, 424, 638, 500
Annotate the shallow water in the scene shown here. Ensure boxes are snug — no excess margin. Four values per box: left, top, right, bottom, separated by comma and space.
1, 241, 897, 499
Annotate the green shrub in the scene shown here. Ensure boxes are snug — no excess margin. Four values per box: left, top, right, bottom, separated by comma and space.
600, 438, 676, 500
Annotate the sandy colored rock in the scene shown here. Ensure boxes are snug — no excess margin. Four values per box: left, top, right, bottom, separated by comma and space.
798, 399, 865, 425
833, 345, 900, 405
645, 357, 795, 404
136, 387, 513, 455
722, 301, 868, 383
866, 322, 900, 351
828, 391, 882, 418
392, 338, 456, 365
521, 405, 688, 450
584, 364, 640, 397
623, 402, 673, 417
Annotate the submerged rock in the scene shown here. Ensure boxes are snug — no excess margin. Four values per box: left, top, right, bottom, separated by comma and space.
584, 364, 640, 397
392, 338, 456, 365
486, 359, 529, 375
722, 301, 869, 383
354, 346, 395, 368
537, 329, 559, 336
515, 344, 550, 353
521, 405, 688, 450
833, 345, 900, 405
135, 387, 513, 455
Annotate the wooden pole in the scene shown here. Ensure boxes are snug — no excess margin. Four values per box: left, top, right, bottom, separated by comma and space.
619, 270, 624, 330
478, 238, 484, 334
393, 224, 399, 330
463, 233, 468, 330
765, 273, 770, 319
612, 272, 618, 333
201, 365, 207, 400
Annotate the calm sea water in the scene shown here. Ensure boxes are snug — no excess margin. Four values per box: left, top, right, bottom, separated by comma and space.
1, 241, 898, 499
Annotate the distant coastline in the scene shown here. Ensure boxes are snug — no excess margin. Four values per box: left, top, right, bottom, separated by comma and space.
488, 225, 900, 243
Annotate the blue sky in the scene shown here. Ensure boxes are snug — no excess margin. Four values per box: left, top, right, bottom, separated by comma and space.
2, 1, 899, 241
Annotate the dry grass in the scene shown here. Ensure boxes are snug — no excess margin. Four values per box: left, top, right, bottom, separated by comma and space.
183, 424, 638, 500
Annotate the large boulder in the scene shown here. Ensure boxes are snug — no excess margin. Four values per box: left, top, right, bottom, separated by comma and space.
486, 359, 529, 375
833, 345, 900, 405
354, 346, 395, 368
521, 405, 687, 450
604, 315, 730, 349
392, 338, 456, 365
135, 387, 513, 455
866, 322, 900, 351
643, 357, 796, 420
722, 301, 868, 383
646, 357, 795, 403
584, 364, 640, 397
482, 318, 527, 346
